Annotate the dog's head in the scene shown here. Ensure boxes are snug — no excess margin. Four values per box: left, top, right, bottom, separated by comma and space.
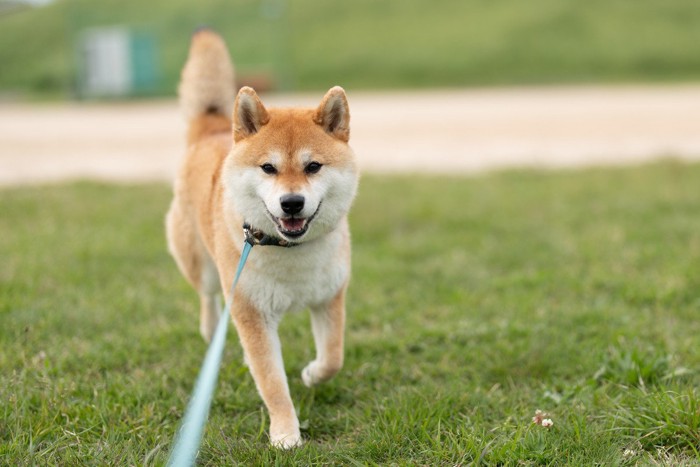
224, 86, 358, 244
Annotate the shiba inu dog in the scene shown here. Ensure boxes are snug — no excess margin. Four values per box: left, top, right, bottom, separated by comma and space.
165, 29, 358, 448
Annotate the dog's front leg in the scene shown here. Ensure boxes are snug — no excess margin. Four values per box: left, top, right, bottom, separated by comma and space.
302, 285, 346, 387
232, 297, 301, 448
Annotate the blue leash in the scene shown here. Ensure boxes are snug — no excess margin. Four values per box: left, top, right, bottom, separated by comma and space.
166, 224, 295, 465
167, 240, 253, 467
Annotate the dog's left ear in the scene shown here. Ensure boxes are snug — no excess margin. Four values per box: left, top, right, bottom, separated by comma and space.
313, 86, 350, 142
233, 87, 270, 142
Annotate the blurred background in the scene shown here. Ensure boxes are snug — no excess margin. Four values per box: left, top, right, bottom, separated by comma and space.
2, 0, 700, 183
2, 0, 700, 99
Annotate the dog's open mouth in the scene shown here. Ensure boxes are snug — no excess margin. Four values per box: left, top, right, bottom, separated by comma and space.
277, 217, 309, 238
265, 202, 321, 240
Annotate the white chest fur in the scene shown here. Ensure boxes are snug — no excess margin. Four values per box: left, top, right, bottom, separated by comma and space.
236, 227, 349, 319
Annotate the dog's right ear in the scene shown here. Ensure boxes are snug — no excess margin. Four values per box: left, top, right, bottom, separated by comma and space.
233, 87, 270, 141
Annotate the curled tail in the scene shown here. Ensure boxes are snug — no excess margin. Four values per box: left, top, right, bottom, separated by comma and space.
178, 29, 235, 142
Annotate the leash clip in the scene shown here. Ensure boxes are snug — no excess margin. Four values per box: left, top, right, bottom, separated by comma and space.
243, 223, 259, 246
243, 223, 293, 247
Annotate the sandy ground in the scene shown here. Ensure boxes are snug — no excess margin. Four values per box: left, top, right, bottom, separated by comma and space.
2, 84, 700, 186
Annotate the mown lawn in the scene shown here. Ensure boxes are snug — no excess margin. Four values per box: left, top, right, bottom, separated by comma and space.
1, 0, 700, 96
1, 162, 700, 465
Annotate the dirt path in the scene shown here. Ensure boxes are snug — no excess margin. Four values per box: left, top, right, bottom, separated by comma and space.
2, 84, 700, 186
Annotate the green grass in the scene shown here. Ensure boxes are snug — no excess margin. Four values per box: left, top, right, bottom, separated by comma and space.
2, 162, 700, 464
1, 0, 700, 97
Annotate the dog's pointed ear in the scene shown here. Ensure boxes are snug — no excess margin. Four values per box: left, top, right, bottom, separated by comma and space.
233, 87, 270, 141
313, 86, 350, 142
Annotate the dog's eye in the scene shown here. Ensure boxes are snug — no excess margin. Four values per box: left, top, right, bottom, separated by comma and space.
260, 163, 277, 175
304, 161, 323, 174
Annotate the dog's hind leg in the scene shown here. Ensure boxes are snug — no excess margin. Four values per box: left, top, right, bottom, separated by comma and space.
166, 200, 201, 287
166, 200, 221, 342
302, 285, 346, 387
198, 257, 221, 342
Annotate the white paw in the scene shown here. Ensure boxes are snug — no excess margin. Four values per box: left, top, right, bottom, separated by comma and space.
302, 360, 341, 387
301, 361, 320, 387
270, 431, 303, 449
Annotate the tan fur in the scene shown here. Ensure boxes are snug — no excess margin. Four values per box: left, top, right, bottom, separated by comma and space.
166, 30, 357, 448
178, 29, 235, 122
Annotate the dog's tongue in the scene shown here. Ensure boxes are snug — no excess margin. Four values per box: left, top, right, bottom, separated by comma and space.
280, 218, 306, 232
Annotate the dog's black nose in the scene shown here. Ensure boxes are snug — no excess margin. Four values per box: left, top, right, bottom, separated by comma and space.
280, 194, 305, 215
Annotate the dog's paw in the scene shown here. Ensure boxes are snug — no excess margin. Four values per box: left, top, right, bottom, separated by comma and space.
269, 416, 301, 449
270, 431, 303, 449
301, 362, 319, 387
302, 360, 341, 387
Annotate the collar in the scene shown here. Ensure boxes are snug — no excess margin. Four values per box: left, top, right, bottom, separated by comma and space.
243, 223, 298, 248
